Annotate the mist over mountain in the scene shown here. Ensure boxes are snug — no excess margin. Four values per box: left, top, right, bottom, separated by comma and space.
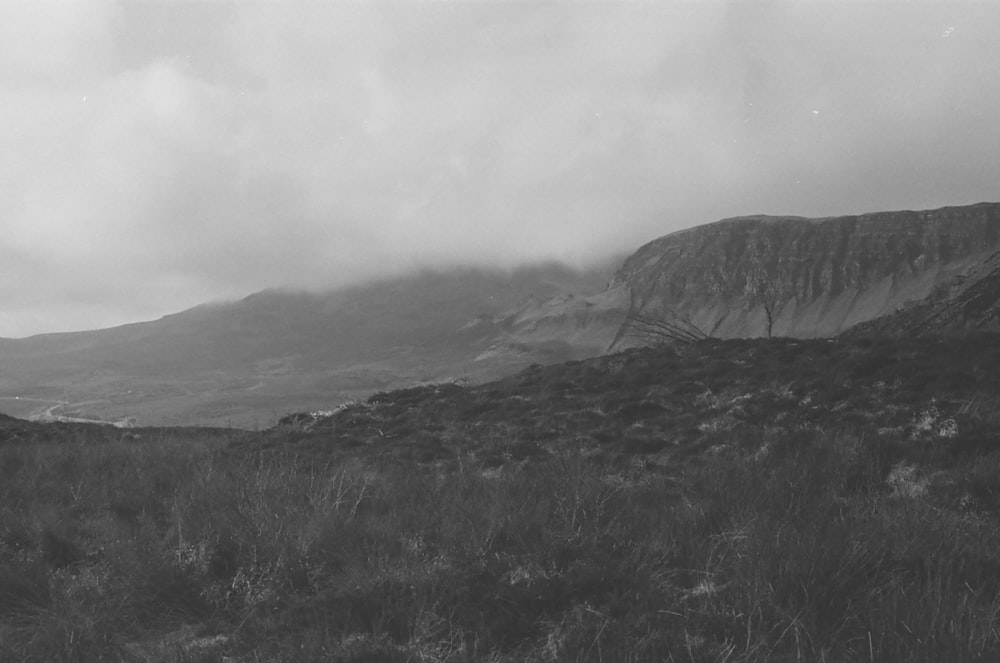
0, 263, 616, 427
509, 202, 1000, 352
3, 202, 1000, 428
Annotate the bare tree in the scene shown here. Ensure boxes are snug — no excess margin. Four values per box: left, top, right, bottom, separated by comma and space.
623, 307, 708, 345
747, 267, 783, 339
761, 291, 777, 339
607, 286, 710, 351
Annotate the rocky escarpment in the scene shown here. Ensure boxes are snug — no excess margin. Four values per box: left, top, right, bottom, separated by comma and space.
845, 248, 1000, 337
604, 202, 1000, 345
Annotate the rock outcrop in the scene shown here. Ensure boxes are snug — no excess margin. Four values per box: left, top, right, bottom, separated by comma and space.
500, 202, 1000, 350
845, 248, 1000, 337
610, 202, 1000, 344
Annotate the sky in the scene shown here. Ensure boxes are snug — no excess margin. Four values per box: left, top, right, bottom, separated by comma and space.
2, 0, 999, 338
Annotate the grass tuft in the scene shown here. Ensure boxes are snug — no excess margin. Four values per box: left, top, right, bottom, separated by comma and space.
2, 334, 1000, 660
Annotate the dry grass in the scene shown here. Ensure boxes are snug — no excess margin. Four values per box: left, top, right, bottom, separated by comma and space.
2, 334, 1000, 661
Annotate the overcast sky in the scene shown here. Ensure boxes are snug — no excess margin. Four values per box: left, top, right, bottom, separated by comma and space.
2, 1, 999, 337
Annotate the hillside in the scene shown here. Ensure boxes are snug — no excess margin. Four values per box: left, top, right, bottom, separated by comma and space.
244, 333, 1000, 468
0, 263, 614, 427
3, 333, 1000, 661
4, 202, 1000, 428
613, 202, 1000, 342
507, 202, 1000, 351
846, 249, 1000, 337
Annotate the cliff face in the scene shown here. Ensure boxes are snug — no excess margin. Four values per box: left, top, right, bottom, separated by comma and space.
608, 202, 1000, 344
845, 249, 1000, 337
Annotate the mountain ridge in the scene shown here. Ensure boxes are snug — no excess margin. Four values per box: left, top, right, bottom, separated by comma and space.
492, 202, 1000, 353
3, 202, 1000, 426
0, 263, 616, 426
620, 202, 1000, 337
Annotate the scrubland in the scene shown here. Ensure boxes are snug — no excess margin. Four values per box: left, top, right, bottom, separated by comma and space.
2, 335, 1000, 662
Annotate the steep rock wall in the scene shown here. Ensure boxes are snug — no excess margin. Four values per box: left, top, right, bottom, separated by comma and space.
846, 249, 1000, 337
611, 202, 1000, 344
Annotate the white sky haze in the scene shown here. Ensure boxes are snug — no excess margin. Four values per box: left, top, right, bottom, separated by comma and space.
2, 1, 999, 337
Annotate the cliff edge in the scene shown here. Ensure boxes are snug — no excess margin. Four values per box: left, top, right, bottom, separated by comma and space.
609, 202, 1000, 345
495, 202, 1000, 352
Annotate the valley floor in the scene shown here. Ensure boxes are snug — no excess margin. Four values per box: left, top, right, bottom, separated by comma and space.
2, 334, 1000, 661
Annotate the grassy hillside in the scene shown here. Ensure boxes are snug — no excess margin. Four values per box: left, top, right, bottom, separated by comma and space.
2, 334, 1000, 661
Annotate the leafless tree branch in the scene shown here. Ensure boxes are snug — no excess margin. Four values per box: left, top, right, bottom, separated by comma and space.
623, 308, 708, 345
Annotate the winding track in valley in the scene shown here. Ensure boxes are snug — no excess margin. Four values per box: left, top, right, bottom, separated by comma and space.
0, 397, 123, 426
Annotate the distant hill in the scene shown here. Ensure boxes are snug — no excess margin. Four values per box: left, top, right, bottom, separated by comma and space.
0, 263, 616, 427
4, 201, 1000, 428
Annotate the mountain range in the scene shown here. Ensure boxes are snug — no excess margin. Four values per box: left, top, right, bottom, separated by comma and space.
0, 264, 617, 427
2, 202, 998, 427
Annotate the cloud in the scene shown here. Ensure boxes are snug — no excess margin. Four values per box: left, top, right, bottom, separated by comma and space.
1, 1, 1000, 336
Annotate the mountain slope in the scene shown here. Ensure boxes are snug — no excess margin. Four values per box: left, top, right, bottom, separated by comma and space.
513, 202, 998, 350
5, 201, 1000, 427
846, 248, 1000, 336
0, 263, 614, 427
251, 333, 1000, 467
612, 202, 1000, 343
484, 203, 1000, 353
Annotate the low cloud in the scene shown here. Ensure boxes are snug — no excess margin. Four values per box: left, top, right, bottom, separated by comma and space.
2, 1, 999, 336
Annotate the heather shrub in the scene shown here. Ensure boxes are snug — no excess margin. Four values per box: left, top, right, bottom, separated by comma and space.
3, 335, 1000, 660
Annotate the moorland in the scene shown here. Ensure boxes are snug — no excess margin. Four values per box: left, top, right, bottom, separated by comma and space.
2, 332, 1000, 661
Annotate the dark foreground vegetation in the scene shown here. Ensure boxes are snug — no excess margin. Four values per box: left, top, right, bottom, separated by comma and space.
2, 334, 1000, 662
